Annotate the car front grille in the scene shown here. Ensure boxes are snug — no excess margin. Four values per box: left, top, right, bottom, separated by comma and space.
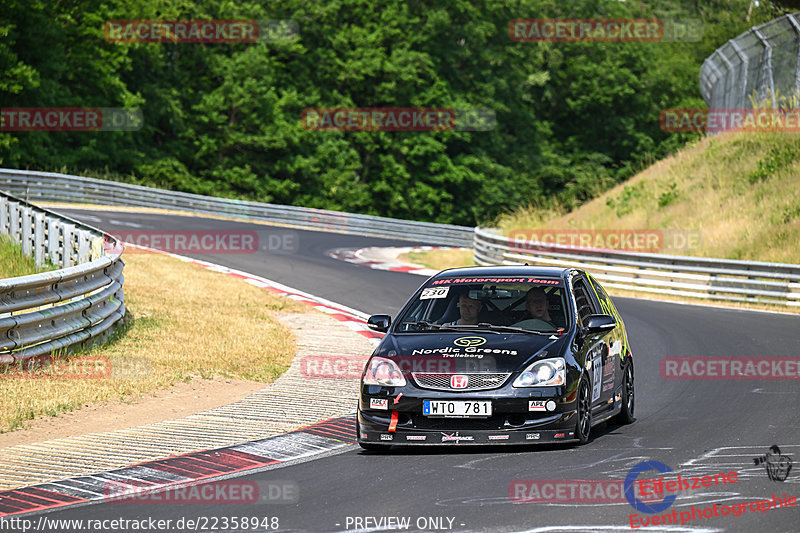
411, 372, 512, 391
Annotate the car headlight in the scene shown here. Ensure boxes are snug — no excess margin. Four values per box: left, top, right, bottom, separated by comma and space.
513, 357, 565, 387
363, 357, 406, 387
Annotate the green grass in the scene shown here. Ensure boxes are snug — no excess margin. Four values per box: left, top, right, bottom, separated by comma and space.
0, 235, 57, 278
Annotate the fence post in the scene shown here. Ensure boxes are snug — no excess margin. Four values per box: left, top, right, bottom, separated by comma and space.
753, 28, 776, 108
21, 206, 33, 257
34, 212, 46, 268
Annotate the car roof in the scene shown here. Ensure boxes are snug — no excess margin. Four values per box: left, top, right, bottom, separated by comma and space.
432, 265, 573, 279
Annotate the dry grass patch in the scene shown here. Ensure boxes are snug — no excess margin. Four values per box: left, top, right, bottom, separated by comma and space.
398, 249, 475, 272
0, 251, 308, 433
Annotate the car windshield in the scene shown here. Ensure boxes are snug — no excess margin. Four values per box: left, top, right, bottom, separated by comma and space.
396, 276, 569, 333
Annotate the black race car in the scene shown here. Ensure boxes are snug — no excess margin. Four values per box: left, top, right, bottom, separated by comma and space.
357, 266, 634, 449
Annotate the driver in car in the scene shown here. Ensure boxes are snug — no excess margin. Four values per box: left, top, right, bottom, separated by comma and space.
513, 288, 555, 329
448, 293, 482, 325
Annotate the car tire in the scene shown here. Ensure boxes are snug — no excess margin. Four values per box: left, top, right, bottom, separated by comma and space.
613, 361, 635, 425
575, 376, 592, 445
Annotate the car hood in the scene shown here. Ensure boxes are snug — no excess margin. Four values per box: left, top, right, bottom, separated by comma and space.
381, 332, 566, 374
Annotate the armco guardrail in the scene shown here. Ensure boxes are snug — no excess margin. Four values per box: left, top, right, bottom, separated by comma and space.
474, 227, 800, 307
700, 11, 800, 109
0, 191, 125, 364
0, 169, 473, 247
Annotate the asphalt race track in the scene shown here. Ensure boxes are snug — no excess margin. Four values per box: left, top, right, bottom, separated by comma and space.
19, 209, 800, 532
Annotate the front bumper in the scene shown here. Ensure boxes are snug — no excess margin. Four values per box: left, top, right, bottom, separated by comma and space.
357, 384, 581, 445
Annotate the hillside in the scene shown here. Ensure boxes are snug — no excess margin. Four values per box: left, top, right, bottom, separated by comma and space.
495, 131, 800, 264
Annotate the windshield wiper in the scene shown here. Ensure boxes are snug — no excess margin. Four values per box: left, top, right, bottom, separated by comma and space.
401, 321, 460, 331
447, 323, 552, 335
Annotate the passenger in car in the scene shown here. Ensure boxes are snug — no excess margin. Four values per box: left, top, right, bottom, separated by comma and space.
512, 287, 556, 328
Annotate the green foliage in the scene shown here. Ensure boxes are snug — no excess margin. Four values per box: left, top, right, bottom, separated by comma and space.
0, 0, 783, 225
606, 182, 645, 217
658, 182, 678, 207
749, 144, 800, 183
0, 235, 56, 278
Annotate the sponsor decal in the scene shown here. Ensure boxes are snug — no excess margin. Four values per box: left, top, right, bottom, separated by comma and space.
453, 336, 486, 348
529, 400, 547, 411
602, 382, 614, 392
406, 435, 427, 441
420, 287, 449, 299
360, 432, 368, 438
451, 375, 469, 389
441, 432, 474, 443
432, 277, 561, 286
753, 445, 793, 482
605, 349, 617, 376
370, 398, 388, 410
489, 435, 510, 440
526, 433, 540, 440
380, 434, 393, 441
591, 354, 603, 402
554, 433, 566, 439
411, 346, 517, 356
615, 392, 623, 403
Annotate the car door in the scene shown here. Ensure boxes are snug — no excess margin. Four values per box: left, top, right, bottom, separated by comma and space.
571, 275, 614, 409
586, 274, 628, 397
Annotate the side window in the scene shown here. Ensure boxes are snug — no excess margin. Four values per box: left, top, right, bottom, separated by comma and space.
572, 278, 599, 326
587, 275, 616, 314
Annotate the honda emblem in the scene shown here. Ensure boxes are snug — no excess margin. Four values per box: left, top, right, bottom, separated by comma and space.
451, 375, 469, 388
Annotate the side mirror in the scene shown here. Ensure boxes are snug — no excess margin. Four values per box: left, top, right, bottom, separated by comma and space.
584, 314, 616, 334
367, 314, 392, 332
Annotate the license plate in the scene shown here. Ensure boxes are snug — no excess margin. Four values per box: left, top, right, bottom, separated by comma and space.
423, 400, 492, 418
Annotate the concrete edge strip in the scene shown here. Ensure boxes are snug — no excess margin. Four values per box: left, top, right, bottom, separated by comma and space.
329, 245, 465, 277
0, 415, 357, 517
0, 245, 379, 517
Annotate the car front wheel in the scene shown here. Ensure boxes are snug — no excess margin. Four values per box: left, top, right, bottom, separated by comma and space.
614, 362, 635, 425
575, 377, 592, 444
